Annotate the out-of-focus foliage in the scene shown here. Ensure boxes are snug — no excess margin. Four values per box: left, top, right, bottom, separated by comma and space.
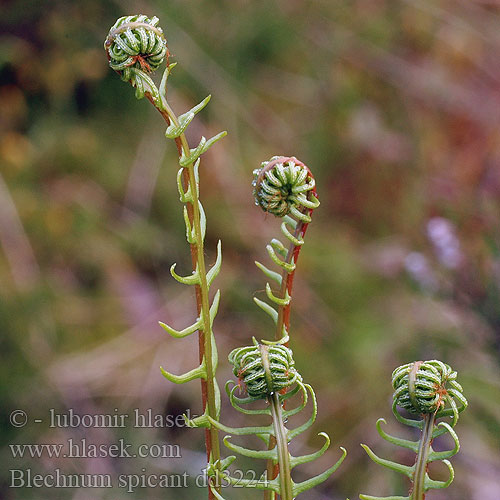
1, 1, 500, 499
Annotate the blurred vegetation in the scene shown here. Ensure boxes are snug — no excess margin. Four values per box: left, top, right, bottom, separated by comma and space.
1, 0, 500, 499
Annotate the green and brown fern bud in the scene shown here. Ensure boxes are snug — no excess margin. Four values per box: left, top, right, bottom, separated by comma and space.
209, 348, 346, 498
252, 156, 318, 218
361, 360, 467, 500
104, 15, 168, 81
392, 360, 467, 416
229, 339, 301, 399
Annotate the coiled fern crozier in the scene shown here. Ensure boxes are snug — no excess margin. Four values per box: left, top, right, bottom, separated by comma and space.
252, 156, 320, 343
105, 15, 226, 498
360, 360, 467, 500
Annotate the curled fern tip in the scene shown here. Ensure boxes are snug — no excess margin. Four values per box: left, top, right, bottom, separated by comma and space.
104, 15, 168, 80
392, 360, 467, 416
229, 341, 301, 399
253, 156, 318, 218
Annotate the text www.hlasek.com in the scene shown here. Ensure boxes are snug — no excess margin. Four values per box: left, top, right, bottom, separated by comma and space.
9, 439, 180, 459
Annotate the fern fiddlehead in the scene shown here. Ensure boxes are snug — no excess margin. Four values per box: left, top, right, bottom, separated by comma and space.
105, 15, 226, 498
229, 340, 301, 398
252, 156, 320, 342
360, 360, 467, 500
105, 15, 168, 78
207, 337, 346, 500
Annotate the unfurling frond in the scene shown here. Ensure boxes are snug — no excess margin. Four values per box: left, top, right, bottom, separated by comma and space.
208, 338, 346, 499
104, 15, 168, 83
360, 360, 467, 500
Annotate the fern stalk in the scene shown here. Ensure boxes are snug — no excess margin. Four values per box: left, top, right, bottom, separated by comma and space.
274, 216, 311, 344
412, 412, 435, 500
152, 95, 221, 468
270, 391, 293, 500
261, 342, 293, 500
104, 15, 225, 498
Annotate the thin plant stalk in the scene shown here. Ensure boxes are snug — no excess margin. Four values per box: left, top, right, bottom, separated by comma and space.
270, 392, 293, 500
275, 214, 314, 343
412, 412, 436, 500
105, 16, 223, 497
145, 92, 221, 488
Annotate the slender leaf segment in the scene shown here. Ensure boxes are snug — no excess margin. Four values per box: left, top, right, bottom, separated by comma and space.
104, 15, 226, 498
360, 360, 467, 500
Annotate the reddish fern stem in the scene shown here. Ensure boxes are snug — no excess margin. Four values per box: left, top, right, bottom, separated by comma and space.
257, 157, 318, 500
145, 93, 215, 500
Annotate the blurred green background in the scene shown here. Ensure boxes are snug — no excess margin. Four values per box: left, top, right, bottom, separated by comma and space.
1, 0, 500, 499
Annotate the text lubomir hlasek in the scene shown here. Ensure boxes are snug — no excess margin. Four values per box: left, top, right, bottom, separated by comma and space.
49, 409, 197, 428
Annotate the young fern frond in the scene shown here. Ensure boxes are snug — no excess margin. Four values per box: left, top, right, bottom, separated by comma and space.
208, 337, 346, 500
360, 360, 467, 500
252, 156, 320, 342
105, 15, 226, 498
255, 157, 316, 495
243, 157, 340, 499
